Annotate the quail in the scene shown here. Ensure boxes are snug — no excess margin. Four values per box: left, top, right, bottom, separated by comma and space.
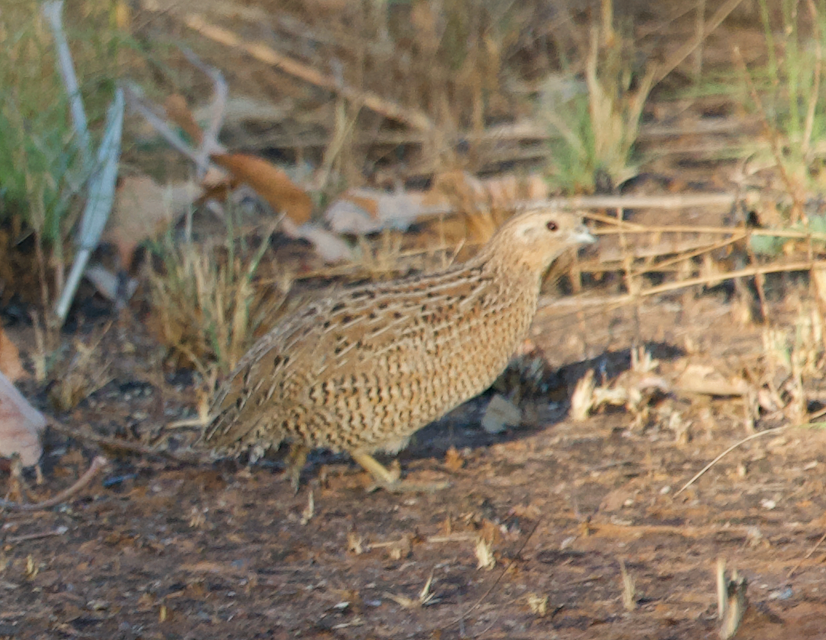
204, 209, 596, 489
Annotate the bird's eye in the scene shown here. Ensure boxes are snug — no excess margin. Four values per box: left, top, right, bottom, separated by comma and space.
546, 221, 558, 231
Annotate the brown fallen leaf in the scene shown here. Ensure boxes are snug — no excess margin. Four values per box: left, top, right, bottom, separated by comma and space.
325, 172, 549, 235
212, 153, 313, 225
164, 94, 204, 145
0, 370, 46, 466
444, 446, 465, 472
104, 175, 201, 270
0, 327, 24, 382
675, 363, 750, 397
480, 394, 522, 434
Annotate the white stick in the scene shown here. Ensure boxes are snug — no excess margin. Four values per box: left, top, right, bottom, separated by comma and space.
41, 0, 91, 171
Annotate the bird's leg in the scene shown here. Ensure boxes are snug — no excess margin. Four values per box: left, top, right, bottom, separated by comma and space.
349, 450, 401, 486
350, 450, 450, 493
285, 443, 310, 493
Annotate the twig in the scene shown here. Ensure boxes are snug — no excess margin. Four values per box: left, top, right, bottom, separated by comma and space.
123, 84, 201, 164
628, 234, 743, 279
675, 426, 788, 496
0, 456, 108, 512
652, 0, 744, 85
443, 519, 541, 631
6, 526, 69, 543
370, 533, 476, 549
533, 192, 741, 212
624, 260, 822, 298
539, 258, 826, 322
734, 46, 806, 222
178, 45, 228, 179
184, 14, 434, 132
47, 419, 205, 464
803, 0, 822, 157
327, 191, 744, 235
787, 529, 826, 579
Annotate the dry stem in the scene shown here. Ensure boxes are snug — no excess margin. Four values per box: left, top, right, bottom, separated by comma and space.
47, 418, 205, 465
0, 456, 108, 512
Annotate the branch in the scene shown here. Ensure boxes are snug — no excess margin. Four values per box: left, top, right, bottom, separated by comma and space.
0, 456, 109, 512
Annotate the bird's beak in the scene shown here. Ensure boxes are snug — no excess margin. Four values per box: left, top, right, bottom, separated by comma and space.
571, 224, 597, 245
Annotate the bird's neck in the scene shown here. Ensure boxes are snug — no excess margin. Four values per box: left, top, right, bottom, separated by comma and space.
472, 244, 554, 297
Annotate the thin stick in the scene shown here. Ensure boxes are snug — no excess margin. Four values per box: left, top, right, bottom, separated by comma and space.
629, 234, 742, 278
734, 46, 806, 222
178, 45, 228, 179
542, 258, 826, 316
444, 519, 541, 630
6, 527, 69, 543
652, 0, 744, 85
787, 529, 826, 579
802, 0, 822, 157
542, 260, 826, 305
693, 0, 706, 80
674, 426, 788, 496
184, 14, 433, 132
47, 419, 204, 464
634, 260, 821, 297
0, 456, 108, 512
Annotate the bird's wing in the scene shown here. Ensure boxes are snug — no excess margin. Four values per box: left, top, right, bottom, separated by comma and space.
204, 299, 335, 449
204, 268, 503, 450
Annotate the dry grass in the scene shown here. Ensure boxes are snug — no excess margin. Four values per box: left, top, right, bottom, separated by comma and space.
47, 323, 115, 411
147, 229, 282, 378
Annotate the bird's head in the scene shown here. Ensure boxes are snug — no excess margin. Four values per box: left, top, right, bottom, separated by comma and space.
482, 209, 596, 275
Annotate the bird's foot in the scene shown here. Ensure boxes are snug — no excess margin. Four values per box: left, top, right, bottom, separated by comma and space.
350, 451, 450, 493
285, 444, 310, 494
350, 450, 400, 485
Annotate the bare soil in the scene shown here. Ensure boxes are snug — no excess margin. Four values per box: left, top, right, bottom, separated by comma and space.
5, 288, 826, 640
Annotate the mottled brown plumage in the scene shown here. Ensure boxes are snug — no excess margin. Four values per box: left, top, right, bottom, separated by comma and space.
204, 209, 595, 488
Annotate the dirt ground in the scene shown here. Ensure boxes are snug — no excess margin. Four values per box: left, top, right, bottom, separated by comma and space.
7, 1, 826, 639
5, 288, 826, 640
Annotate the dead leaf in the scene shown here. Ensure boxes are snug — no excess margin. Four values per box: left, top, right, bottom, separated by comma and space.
164, 94, 203, 145
0, 327, 24, 382
0, 370, 46, 466
104, 175, 200, 269
325, 172, 550, 235
325, 188, 448, 234
444, 446, 465, 472
676, 363, 750, 397
212, 153, 313, 225
280, 219, 352, 263
481, 394, 522, 434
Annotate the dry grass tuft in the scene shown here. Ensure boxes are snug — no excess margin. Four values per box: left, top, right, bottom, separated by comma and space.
526, 592, 548, 617
147, 229, 284, 378
619, 558, 637, 612
385, 572, 438, 609
48, 324, 114, 411
761, 305, 824, 421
